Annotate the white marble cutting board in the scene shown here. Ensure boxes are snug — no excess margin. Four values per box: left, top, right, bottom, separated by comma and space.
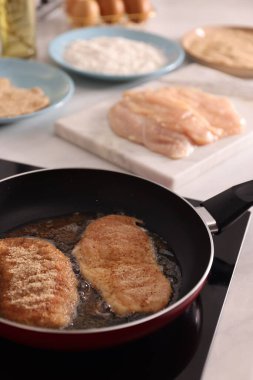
55, 65, 253, 190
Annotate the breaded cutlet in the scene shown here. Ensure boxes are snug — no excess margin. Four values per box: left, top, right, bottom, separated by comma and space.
73, 215, 172, 316
0, 237, 78, 328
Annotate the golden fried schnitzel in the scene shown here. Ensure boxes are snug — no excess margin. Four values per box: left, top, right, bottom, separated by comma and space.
73, 215, 172, 316
0, 237, 78, 328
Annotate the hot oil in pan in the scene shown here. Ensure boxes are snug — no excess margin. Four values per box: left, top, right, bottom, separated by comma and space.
6, 212, 182, 329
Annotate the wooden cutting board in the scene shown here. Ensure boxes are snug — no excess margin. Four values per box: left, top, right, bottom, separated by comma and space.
55, 64, 253, 190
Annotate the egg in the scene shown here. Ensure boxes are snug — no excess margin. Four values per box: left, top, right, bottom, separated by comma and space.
123, 0, 152, 22
67, 0, 100, 27
96, 0, 125, 23
65, 0, 77, 16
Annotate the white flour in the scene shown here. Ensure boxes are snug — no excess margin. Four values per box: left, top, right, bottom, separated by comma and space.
64, 36, 168, 75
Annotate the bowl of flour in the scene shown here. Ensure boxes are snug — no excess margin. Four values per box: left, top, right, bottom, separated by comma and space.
48, 26, 185, 81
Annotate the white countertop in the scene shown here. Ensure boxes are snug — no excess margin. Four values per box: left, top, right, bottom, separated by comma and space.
1, 1, 253, 378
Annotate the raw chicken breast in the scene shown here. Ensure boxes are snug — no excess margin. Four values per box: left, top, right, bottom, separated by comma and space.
108, 100, 194, 159
108, 86, 245, 160
154, 87, 244, 137
123, 90, 217, 145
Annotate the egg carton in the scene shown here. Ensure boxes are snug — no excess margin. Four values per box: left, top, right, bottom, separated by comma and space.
65, 0, 156, 28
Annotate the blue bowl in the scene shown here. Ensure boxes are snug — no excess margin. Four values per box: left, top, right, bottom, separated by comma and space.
48, 26, 185, 82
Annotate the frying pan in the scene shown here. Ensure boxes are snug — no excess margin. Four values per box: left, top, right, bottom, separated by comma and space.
0, 168, 252, 350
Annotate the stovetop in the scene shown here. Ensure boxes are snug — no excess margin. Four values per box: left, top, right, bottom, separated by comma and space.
0, 159, 250, 379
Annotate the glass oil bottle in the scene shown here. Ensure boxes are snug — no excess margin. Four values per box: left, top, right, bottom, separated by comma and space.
0, 0, 36, 58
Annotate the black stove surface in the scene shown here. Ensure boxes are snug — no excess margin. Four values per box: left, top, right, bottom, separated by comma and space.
0, 159, 250, 379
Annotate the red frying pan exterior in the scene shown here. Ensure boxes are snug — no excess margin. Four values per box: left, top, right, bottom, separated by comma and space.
0, 168, 250, 350
0, 276, 205, 350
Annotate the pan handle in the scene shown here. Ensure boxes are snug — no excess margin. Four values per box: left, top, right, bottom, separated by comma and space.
200, 180, 253, 233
